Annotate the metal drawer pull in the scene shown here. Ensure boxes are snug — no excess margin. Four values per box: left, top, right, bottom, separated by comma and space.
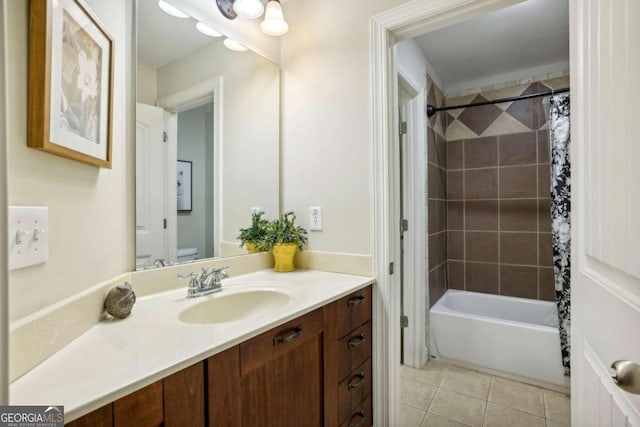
348, 295, 365, 306
348, 333, 366, 348
611, 360, 640, 394
273, 325, 303, 345
348, 372, 366, 389
348, 411, 366, 427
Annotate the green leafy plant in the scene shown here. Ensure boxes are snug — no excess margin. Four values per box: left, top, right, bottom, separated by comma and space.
237, 211, 269, 251
264, 211, 308, 251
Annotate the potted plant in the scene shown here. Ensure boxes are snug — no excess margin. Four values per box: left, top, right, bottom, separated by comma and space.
264, 211, 308, 272
237, 211, 269, 253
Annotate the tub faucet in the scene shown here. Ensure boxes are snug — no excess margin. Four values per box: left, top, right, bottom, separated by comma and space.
178, 266, 229, 298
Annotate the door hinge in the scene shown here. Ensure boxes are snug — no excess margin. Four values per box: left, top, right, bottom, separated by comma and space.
400, 122, 407, 135
389, 262, 394, 275
163, 131, 168, 143
401, 315, 409, 328
401, 219, 408, 232
163, 218, 167, 229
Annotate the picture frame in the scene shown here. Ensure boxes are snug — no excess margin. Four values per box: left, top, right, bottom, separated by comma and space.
177, 160, 193, 212
28, 0, 114, 168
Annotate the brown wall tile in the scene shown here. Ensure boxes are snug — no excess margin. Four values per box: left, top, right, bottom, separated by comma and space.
500, 233, 538, 265
448, 261, 464, 289
498, 132, 537, 166
499, 165, 537, 198
538, 129, 550, 163
428, 128, 437, 164
429, 232, 447, 270
437, 134, 447, 169
428, 199, 437, 234
465, 200, 499, 230
447, 231, 464, 260
500, 199, 537, 231
447, 170, 463, 199
435, 200, 447, 233
539, 267, 555, 301
464, 136, 498, 168
465, 168, 498, 199
538, 164, 551, 197
448, 201, 464, 230
500, 265, 538, 299
538, 199, 552, 232
429, 164, 446, 199
429, 263, 446, 307
539, 233, 553, 266
465, 262, 499, 294
465, 232, 498, 262
447, 140, 463, 170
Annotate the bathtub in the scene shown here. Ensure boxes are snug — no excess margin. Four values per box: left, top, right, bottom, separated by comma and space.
429, 290, 570, 391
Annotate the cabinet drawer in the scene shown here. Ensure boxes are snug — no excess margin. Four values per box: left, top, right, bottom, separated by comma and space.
338, 358, 372, 424
240, 308, 323, 375
335, 287, 372, 340
337, 321, 372, 382
339, 394, 372, 427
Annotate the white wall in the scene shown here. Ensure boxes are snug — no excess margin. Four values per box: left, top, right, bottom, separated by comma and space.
280, 0, 409, 256
0, 0, 8, 403
7, 0, 134, 321
157, 40, 280, 247
137, 64, 158, 105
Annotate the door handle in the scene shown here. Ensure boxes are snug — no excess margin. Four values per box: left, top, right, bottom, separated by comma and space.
610, 360, 640, 394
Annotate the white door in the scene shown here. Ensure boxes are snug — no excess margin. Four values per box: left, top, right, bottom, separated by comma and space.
135, 103, 168, 268
572, 0, 640, 424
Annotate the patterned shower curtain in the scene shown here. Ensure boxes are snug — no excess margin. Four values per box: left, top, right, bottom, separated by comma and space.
549, 94, 571, 376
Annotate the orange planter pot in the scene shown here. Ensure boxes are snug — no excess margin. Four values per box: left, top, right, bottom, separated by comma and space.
272, 243, 297, 272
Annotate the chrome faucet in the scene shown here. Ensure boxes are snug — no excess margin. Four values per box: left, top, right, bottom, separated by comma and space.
178, 266, 229, 298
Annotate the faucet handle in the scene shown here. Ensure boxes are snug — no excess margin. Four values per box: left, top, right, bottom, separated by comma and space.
178, 272, 201, 297
212, 266, 229, 281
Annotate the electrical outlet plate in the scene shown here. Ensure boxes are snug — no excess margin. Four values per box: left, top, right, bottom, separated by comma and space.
9, 206, 49, 270
309, 207, 322, 231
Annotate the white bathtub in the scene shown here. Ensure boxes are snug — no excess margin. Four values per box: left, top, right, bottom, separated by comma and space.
429, 290, 570, 391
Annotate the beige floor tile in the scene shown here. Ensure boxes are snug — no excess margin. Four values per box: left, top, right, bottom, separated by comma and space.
401, 377, 437, 411
482, 402, 546, 427
421, 413, 468, 427
428, 388, 486, 427
543, 390, 571, 425
399, 403, 426, 427
488, 377, 544, 417
440, 368, 491, 399
402, 362, 447, 386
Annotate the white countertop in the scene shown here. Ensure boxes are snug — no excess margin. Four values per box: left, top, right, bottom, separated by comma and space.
10, 269, 374, 422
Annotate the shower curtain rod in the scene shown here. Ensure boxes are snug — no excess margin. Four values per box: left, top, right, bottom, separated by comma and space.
426, 87, 570, 117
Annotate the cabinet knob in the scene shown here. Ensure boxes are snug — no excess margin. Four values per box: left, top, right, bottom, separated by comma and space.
611, 360, 640, 394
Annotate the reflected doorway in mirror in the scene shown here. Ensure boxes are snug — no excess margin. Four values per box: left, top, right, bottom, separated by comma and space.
177, 160, 192, 212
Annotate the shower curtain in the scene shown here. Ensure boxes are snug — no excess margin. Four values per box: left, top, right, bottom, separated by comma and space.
549, 94, 571, 376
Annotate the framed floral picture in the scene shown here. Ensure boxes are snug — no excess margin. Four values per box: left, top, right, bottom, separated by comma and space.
28, 0, 114, 168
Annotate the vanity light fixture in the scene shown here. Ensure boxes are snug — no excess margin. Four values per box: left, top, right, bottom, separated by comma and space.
196, 22, 223, 37
223, 37, 248, 52
158, 0, 190, 18
233, 0, 265, 20
260, 0, 288, 36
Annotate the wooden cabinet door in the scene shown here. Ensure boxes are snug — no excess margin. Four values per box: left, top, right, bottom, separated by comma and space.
164, 362, 205, 427
113, 381, 163, 427
240, 333, 324, 427
65, 404, 113, 427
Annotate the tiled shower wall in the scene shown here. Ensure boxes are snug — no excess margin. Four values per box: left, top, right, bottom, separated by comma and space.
443, 75, 569, 301
426, 77, 448, 307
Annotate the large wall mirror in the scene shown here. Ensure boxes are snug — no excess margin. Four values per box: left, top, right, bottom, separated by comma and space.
135, 0, 280, 269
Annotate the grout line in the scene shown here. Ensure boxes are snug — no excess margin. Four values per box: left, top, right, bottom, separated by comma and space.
447, 162, 549, 172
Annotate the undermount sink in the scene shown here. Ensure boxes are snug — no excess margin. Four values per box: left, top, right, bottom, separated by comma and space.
178, 288, 292, 324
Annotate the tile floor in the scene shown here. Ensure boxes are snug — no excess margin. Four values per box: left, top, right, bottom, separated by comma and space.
400, 362, 570, 427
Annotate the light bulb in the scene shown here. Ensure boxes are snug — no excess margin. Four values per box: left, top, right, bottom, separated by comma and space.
158, 0, 189, 18
223, 38, 248, 52
233, 0, 264, 20
196, 22, 222, 37
260, 0, 288, 36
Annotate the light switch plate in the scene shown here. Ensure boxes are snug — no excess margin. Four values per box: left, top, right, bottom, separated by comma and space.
9, 206, 49, 270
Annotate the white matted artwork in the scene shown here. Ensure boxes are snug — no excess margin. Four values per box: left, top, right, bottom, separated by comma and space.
28, 0, 114, 168
177, 160, 192, 212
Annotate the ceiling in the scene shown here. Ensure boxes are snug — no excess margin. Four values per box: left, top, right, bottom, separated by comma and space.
413, 0, 569, 92
138, 0, 219, 69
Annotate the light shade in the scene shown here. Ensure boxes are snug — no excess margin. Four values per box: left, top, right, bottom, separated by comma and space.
196, 22, 222, 37
260, 0, 288, 36
158, 0, 189, 18
233, 0, 264, 20
223, 38, 248, 52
